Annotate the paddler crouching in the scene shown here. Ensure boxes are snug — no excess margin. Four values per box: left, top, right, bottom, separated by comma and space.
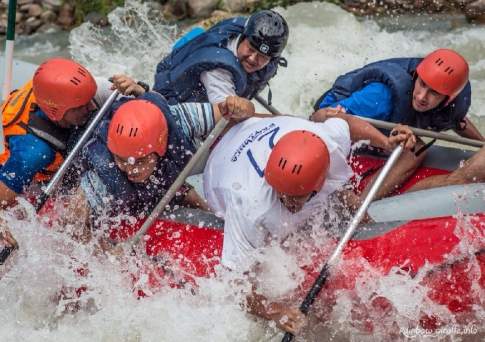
312, 48, 485, 202
0, 57, 115, 264
202, 111, 416, 334
58, 84, 259, 253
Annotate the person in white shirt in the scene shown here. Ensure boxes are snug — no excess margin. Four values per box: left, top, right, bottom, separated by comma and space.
203, 114, 415, 334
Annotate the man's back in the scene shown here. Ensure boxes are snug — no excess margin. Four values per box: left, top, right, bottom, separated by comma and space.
203, 116, 353, 269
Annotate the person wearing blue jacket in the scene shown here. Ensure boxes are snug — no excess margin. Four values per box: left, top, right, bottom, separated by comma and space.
312, 49, 484, 200
153, 10, 289, 105
314, 49, 483, 138
61, 90, 257, 236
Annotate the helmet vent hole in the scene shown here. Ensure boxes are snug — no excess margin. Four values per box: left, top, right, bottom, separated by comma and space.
292, 164, 302, 174
278, 157, 287, 169
444, 67, 454, 75
70, 78, 81, 86
116, 124, 124, 135
77, 68, 87, 77
129, 127, 138, 137
435, 58, 444, 66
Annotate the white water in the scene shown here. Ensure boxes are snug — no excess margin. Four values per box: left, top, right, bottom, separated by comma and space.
68, 1, 485, 126
1, 1, 485, 341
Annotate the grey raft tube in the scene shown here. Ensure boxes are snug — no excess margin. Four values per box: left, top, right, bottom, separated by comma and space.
368, 183, 485, 223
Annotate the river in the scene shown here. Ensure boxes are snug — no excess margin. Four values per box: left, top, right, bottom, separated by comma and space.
0, 1, 484, 341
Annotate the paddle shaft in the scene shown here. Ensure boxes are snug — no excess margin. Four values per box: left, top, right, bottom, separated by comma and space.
0, 0, 18, 154
129, 117, 230, 247
360, 116, 484, 148
0, 246, 14, 265
34, 90, 120, 212
0, 1, 17, 263
254, 96, 484, 149
1, 0, 16, 101
282, 145, 404, 342
0, 90, 119, 265
254, 94, 282, 115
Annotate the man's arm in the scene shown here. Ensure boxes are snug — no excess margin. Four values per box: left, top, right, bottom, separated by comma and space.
170, 96, 258, 147
213, 96, 256, 123
0, 182, 18, 208
181, 186, 211, 212
318, 82, 393, 121
246, 285, 306, 335
57, 187, 93, 244
0, 221, 18, 257
455, 117, 485, 141
217, 200, 306, 334
200, 69, 237, 104
53, 185, 125, 255
311, 109, 416, 151
0, 134, 56, 208
109, 74, 146, 97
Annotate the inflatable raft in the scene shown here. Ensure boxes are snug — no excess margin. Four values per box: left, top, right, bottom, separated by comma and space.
110, 144, 485, 330
1, 58, 482, 329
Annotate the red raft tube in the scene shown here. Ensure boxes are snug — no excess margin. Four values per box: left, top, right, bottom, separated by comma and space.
109, 145, 484, 332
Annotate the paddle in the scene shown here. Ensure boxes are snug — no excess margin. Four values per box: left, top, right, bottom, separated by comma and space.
128, 117, 230, 247
0, 90, 120, 266
0, 0, 18, 153
255, 94, 282, 115
254, 96, 484, 149
34, 90, 120, 212
281, 144, 404, 341
0, 0, 19, 265
0, 246, 14, 265
358, 116, 484, 148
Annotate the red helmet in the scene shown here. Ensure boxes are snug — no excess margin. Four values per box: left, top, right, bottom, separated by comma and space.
107, 99, 168, 159
32, 58, 97, 121
416, 49, 469, 105
265, 130, 330, 196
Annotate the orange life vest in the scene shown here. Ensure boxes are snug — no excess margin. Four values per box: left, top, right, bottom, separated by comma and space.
1, 80, 64, 182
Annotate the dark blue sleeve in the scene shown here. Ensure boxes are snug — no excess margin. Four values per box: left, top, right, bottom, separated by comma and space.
319, 82, 393, 121
0, 134, 56, 193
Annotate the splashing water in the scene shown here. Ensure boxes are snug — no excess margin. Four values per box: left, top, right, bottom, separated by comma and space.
268, 2, 485, 124
1, 196, 484, 340
2, 1, 485, 341
69, 0, 178, 84
69, 1, 485, 127
0, 198, 263, 341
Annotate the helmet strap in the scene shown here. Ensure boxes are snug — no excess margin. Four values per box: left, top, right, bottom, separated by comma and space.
278, 57, 288, 67
266, 82, 273, 106
236, 34, 244, 49
458, 119, 467, 131
307, 191, 317, 202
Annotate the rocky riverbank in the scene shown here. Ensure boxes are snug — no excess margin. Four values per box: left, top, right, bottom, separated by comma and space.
341, 0, 485, 22
0, 0, 74, 35
1, 0, 485, 37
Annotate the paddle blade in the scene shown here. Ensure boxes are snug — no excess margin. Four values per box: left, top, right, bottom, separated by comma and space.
0, 246, 14, 265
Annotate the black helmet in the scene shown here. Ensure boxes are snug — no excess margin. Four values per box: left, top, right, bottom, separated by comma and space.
243, 10, 289, 58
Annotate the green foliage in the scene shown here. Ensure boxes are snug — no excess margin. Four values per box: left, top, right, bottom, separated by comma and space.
72, 0, 126, 23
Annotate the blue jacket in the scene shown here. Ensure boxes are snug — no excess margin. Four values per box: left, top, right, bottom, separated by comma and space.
82, 92, 195, 216
0, 108, 83, 193
153, 17, 280, 104
315, 58, 471, 131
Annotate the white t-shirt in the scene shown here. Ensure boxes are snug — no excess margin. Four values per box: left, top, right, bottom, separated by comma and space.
203, 116, 353, 270
200, 37, 239, 104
